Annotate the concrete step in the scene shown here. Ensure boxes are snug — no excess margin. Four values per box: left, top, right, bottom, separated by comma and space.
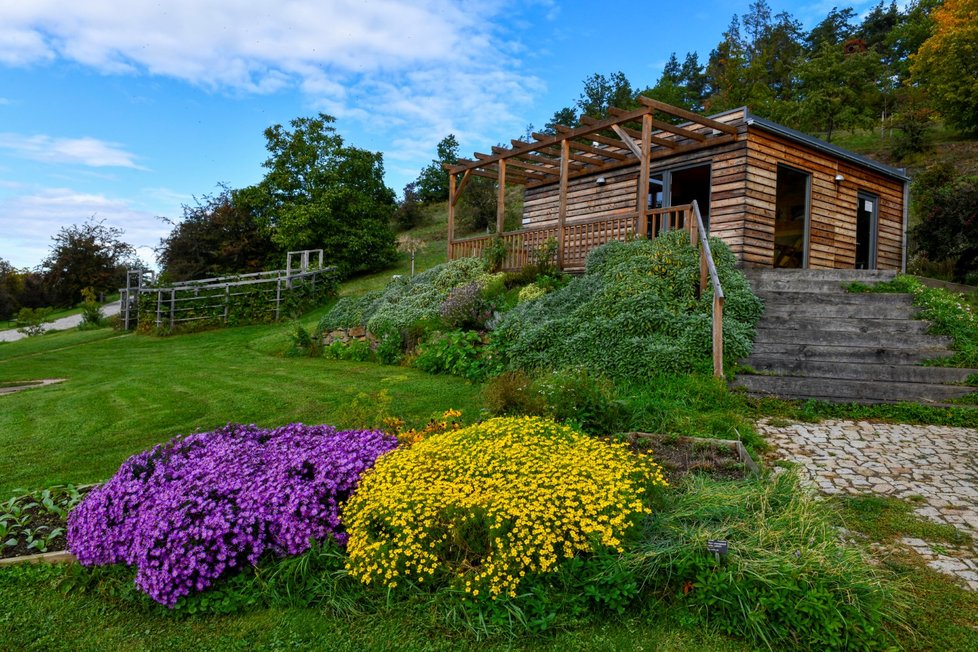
754, 327, 952, 349
760, 301, 917, 320
750, 341, 954, 365
757, 317, 929, 334
732, 375, 978, 404
749, 278, 862, 293
744, 356, 978, 384
756, 291, 912, 306
743, 269, 898, 282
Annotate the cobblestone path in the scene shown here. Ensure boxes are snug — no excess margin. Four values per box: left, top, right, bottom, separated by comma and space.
758, 419, 978, 591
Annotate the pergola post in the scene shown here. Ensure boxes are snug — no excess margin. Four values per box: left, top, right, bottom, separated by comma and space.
557, 139, 570, 269
496, 159, 506, 234
636, 113, 652, 238
447, 171, 456, 261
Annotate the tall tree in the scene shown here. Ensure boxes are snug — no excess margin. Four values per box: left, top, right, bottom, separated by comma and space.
542, 106, 577, 135
244, 114, 397, 276
806, 6, 856, 49
705, 16, 750, 111
157, 185, 279, 282
792, 42, 884, 141
910, 0, 978, 134
40, 218, 138, 306
576, 71, 636, 118
414, 134, 460, 203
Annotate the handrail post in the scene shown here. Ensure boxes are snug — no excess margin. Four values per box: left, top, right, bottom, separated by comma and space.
557, 139, 570, 269
713, 295, 724, 377
447, 171, 456, 261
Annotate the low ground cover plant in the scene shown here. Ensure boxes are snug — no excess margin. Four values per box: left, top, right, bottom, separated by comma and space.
343, 416, 666, 600
492, 232, 763, 379
1, 485, 84, 558
67, 423, 397, 606
849, 275, 978, 367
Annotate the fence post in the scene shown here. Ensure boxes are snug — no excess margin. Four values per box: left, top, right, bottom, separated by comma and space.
155, 290, 162, 330
224, 284, 230, 324
170, 288, 176, 332
275, 277, 282, 321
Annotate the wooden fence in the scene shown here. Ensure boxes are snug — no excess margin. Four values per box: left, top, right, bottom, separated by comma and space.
121, 264, 335, 333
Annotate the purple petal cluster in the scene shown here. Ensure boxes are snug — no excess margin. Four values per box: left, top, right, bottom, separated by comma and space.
67, 423, 396, 607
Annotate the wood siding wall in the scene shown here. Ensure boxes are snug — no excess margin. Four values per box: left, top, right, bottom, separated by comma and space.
743, 129, 905, 269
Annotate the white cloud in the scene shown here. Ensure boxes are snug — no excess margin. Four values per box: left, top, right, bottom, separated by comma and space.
0, 1, 544, 186
0, 133, 144, 169
0, 187, 169, 269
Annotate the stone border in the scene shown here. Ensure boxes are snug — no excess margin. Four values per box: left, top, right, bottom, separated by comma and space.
627, 432, 760, 475
0, 550, 75, 567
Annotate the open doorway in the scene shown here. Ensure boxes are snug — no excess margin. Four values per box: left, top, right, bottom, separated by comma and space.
855, 192, 878, 269
773, 165, 810, 268
647, 164, 711, 236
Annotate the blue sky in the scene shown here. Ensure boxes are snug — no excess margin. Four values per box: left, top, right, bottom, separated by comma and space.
0, 0, 882, 270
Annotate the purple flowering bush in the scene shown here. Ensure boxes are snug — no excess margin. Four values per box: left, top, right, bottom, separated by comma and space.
67, 423, 397, 607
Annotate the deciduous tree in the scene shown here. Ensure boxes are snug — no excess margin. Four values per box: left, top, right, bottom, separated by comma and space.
40, 218, 138, 307
244, 114, 397, 277
911, 0, 978, 134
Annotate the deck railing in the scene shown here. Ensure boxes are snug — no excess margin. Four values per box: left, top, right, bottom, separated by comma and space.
448, 201, 724, 376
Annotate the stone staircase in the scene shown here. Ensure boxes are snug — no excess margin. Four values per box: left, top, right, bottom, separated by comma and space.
732, 269, 978, 404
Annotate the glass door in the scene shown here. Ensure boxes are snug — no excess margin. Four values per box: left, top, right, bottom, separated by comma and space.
855, 192, 878, 270
773, 165, 810, 268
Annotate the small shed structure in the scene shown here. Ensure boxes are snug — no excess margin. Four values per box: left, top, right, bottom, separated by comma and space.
445, 97, 909, 272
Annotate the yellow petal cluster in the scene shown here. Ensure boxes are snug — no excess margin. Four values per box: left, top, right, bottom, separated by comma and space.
344, 416, 666, 599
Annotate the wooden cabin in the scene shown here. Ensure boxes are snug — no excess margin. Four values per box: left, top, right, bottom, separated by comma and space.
445, 97, 909, 273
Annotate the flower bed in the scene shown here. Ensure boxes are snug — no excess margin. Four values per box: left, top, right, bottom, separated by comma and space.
67, 423, 396, 606
343, 416, 666, 599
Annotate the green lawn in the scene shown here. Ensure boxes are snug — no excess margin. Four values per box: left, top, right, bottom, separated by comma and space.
0, 318, 483, 494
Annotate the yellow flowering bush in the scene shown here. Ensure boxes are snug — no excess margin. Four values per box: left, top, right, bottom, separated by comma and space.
344, 416, 666, 599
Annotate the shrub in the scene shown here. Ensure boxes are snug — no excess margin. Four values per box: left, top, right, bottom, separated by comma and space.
79, 287, 104, 329
343, 416, 665, 600
492, 232, 762, 380
626, 472, 903, 651
517, 283, 546, 303
411, 329, 503, 381
67, 423, 397, 607
317, 291, 381, 332
15, 307, 52, 337
533, 368, 626, 435
439, 282, 493, 330
482, 370, 545, 416
316, 259, 495, 347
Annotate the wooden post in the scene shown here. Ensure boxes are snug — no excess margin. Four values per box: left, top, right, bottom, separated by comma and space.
557, 139, 570, 269
713, 295, 725, 378
692, 201, 707, 293
496, 159, 506, 235
224, 284, 230, 324
636, 113, 652, 238
275, 278, 282, 321
170, 288, 176, 332
447, 172, 456, 261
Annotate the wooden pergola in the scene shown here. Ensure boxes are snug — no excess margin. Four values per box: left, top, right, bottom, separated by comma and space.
444, 96, 738, 269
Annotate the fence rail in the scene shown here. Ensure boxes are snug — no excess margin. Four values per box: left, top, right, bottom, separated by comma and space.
121, 266, 336, 333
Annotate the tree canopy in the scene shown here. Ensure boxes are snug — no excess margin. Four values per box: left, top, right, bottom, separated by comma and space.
237, 114, 398, 277
157, 186, 279, 282
41, 218, 139, 307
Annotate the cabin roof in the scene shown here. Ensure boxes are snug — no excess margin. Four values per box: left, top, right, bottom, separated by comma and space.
742, 108, 909, 182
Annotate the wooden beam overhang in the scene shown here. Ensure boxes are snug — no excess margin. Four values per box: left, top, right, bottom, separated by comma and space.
447, 96, 740, 191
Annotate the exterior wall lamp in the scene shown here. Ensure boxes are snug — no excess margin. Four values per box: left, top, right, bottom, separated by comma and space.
595, 176, 606, 185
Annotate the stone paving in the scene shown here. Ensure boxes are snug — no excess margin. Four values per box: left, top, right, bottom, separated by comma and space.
758, 419, 978, 591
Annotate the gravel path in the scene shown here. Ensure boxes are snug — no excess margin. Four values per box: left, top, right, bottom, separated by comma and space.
0, 301, 122, 343
760, 418, 978, 591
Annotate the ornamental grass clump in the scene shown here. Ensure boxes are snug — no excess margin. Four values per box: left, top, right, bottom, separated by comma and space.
343, 416, 665, 600
67, 423, 397, 607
